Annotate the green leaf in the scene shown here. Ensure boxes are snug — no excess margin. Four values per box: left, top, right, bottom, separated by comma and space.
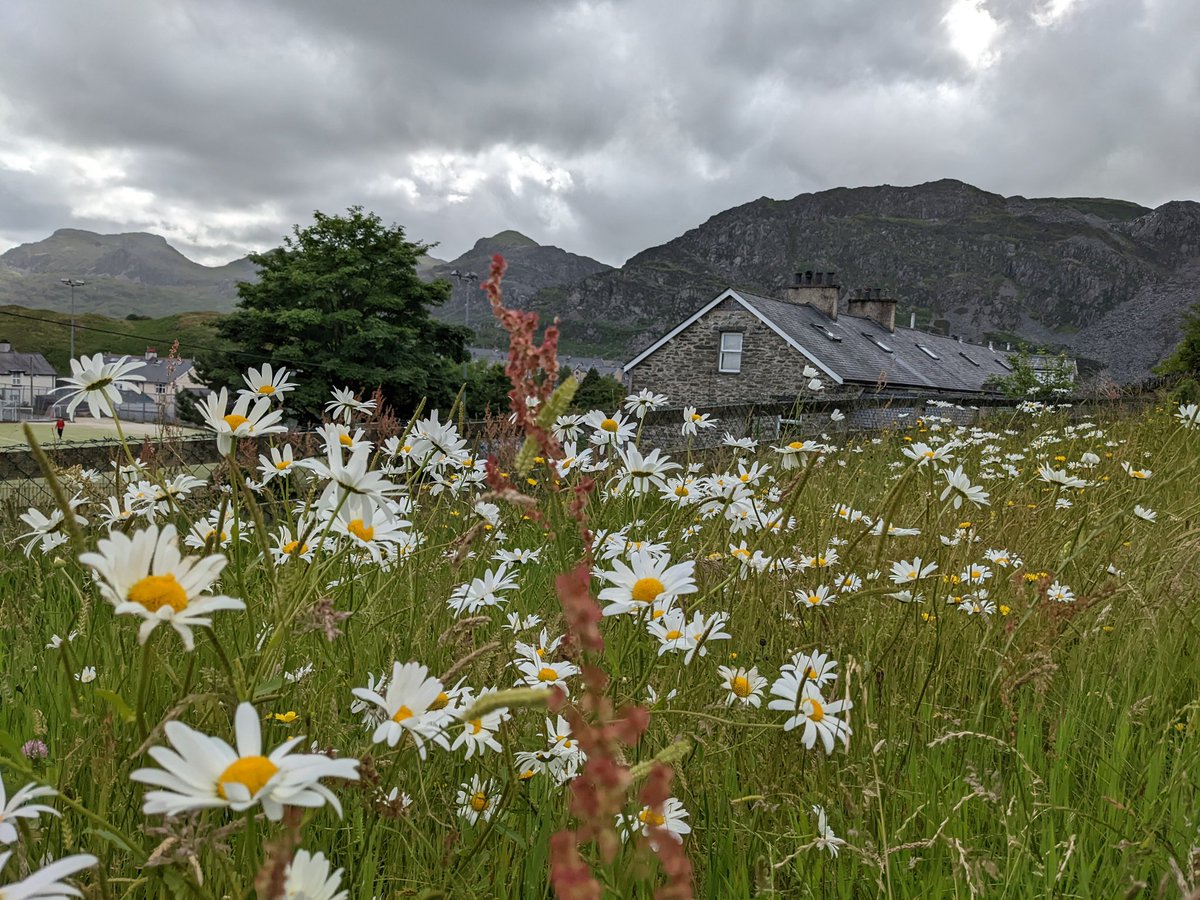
94, 689, 136, 725
84, 827, 137, 855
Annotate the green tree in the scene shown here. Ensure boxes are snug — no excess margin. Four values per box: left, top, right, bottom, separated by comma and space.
985, 348, 1075, 399
462, 360, 513, 419
572, 367, 624, 412
197, 207, 469, 420
1156, 301, 1200, 403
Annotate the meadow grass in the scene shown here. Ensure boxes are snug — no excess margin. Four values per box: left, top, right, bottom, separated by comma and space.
0, 399, 1198, 898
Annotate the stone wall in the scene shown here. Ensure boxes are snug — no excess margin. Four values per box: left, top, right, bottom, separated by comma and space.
626, 298, 834, 408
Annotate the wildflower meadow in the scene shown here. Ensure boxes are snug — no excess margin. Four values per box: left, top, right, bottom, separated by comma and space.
3, 256, 1200, 898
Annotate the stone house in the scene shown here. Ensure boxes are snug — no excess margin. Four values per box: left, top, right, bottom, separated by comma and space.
623, 272, 1018, 407
0, 340, 58, 418
45, 347, 205, 423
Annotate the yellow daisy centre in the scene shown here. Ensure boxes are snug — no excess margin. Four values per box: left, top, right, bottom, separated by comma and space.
339, 434, 354, 447
392, 705, 414, 723
347, 519, 375, 542
257, 384, 276, 395
731, 675, 752, 698
537, 667, 560, 682
806, 666, 820, 680
664, 629, 684, 641
274, 459, 292, 471
639, 808, 667, 827
469, 718, 484, 735
128, 573, 188, 614
470, 791, 489, 813
631, 577, 665, 604
600, 418, 619, 432
923, 450, 935, 458
281, 540, 309, 556
806, 594, 822, 605
674, 485, 689, 497
430, 692, 450, 710
691, 413, 702, 422
223, 413, 250, 430
806, 697, 826, 722
788, 441, 803, 450
216, 755, 278, 800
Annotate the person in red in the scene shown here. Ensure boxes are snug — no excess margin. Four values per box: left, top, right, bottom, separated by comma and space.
55, 417, 65, 440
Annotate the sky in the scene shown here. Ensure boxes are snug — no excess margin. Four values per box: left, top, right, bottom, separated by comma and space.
0, 0, 1196, 267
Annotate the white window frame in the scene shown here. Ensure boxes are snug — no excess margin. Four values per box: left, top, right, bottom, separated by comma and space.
718, 331, 743, 373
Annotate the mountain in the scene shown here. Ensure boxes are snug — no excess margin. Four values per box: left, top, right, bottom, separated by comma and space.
528, 180, 1200, 381
424, 230, 613, 339
0, 229, 256, 317
0, 228, 608, 339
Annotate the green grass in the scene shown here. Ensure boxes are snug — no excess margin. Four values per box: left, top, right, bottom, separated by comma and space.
0, 305, 225, 373
0, 420, 203, 448
0, 401, 1197, 896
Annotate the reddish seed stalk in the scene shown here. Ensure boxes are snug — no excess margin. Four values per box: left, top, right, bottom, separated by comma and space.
484, 255, 689, 897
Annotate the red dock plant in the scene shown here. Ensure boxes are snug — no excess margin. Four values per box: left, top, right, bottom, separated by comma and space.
481, 254, 692, 898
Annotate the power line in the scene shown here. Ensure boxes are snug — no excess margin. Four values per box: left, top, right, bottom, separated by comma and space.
0, 307, 309, 366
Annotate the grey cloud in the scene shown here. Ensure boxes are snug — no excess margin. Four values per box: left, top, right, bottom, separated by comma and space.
0, 0, 1195, 267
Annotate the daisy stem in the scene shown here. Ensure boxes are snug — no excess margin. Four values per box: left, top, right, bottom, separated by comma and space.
208, 628, 248, 700
454, 775, 516, 872
652, 709, 784, 729
135, 634, 156, 740
21, 425, 87, 557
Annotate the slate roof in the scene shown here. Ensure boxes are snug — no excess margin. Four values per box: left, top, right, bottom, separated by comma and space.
731, 290, 1014, 393
0, 350, 57, 377
100, 354, 195, 385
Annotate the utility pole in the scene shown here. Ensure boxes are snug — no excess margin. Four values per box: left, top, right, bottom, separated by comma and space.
449, 269, 479, 330
60, 279, 86, 359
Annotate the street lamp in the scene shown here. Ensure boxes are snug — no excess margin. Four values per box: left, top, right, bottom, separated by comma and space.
60, 278, 85, 359
449, 269, 479, 330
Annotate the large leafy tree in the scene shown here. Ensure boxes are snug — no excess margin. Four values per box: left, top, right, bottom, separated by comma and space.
198, 207, 469, 420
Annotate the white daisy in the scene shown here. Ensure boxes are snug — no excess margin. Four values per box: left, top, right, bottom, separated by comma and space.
54, 353, 145, 419
78, 524, 245, 651
130, 702, 359, 820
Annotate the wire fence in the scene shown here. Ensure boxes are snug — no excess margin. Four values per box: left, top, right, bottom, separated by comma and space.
0, 390, 1163, 521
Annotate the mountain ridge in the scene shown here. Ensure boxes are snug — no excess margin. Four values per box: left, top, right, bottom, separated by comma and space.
526, 179, 1200, 381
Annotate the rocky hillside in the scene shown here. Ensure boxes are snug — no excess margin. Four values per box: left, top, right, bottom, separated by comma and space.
424, 230, 612, 334
530, 180, 1200, 382
0, 229, 256, 317
0, 228, 609, 330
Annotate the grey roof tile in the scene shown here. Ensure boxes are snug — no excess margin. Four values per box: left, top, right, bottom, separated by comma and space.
733, 290, 1013, 393
0, 351, 57, 377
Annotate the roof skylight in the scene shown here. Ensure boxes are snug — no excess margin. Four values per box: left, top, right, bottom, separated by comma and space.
810, 323, 842, 342
958, 351, 981, 367
916, 344, 940, 360
864, 332, 893, 352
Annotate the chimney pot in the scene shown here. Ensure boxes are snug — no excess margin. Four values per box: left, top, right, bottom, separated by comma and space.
145, 347, 158, 359
909, 312, 917, 329
783, 265, 839, 320
0, 340, 10, 353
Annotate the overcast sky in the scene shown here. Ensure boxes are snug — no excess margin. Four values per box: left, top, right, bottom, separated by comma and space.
0, 0, 1195, 267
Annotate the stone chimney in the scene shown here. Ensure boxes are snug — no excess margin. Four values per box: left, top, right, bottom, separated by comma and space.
145, 347, 158, 359
845, 287, 897, 333
783, 270, 840, 320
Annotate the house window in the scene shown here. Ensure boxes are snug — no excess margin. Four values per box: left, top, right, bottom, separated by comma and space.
10, 373, 20, 385
718, 332, 743, 373
155, 384, 167, 394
